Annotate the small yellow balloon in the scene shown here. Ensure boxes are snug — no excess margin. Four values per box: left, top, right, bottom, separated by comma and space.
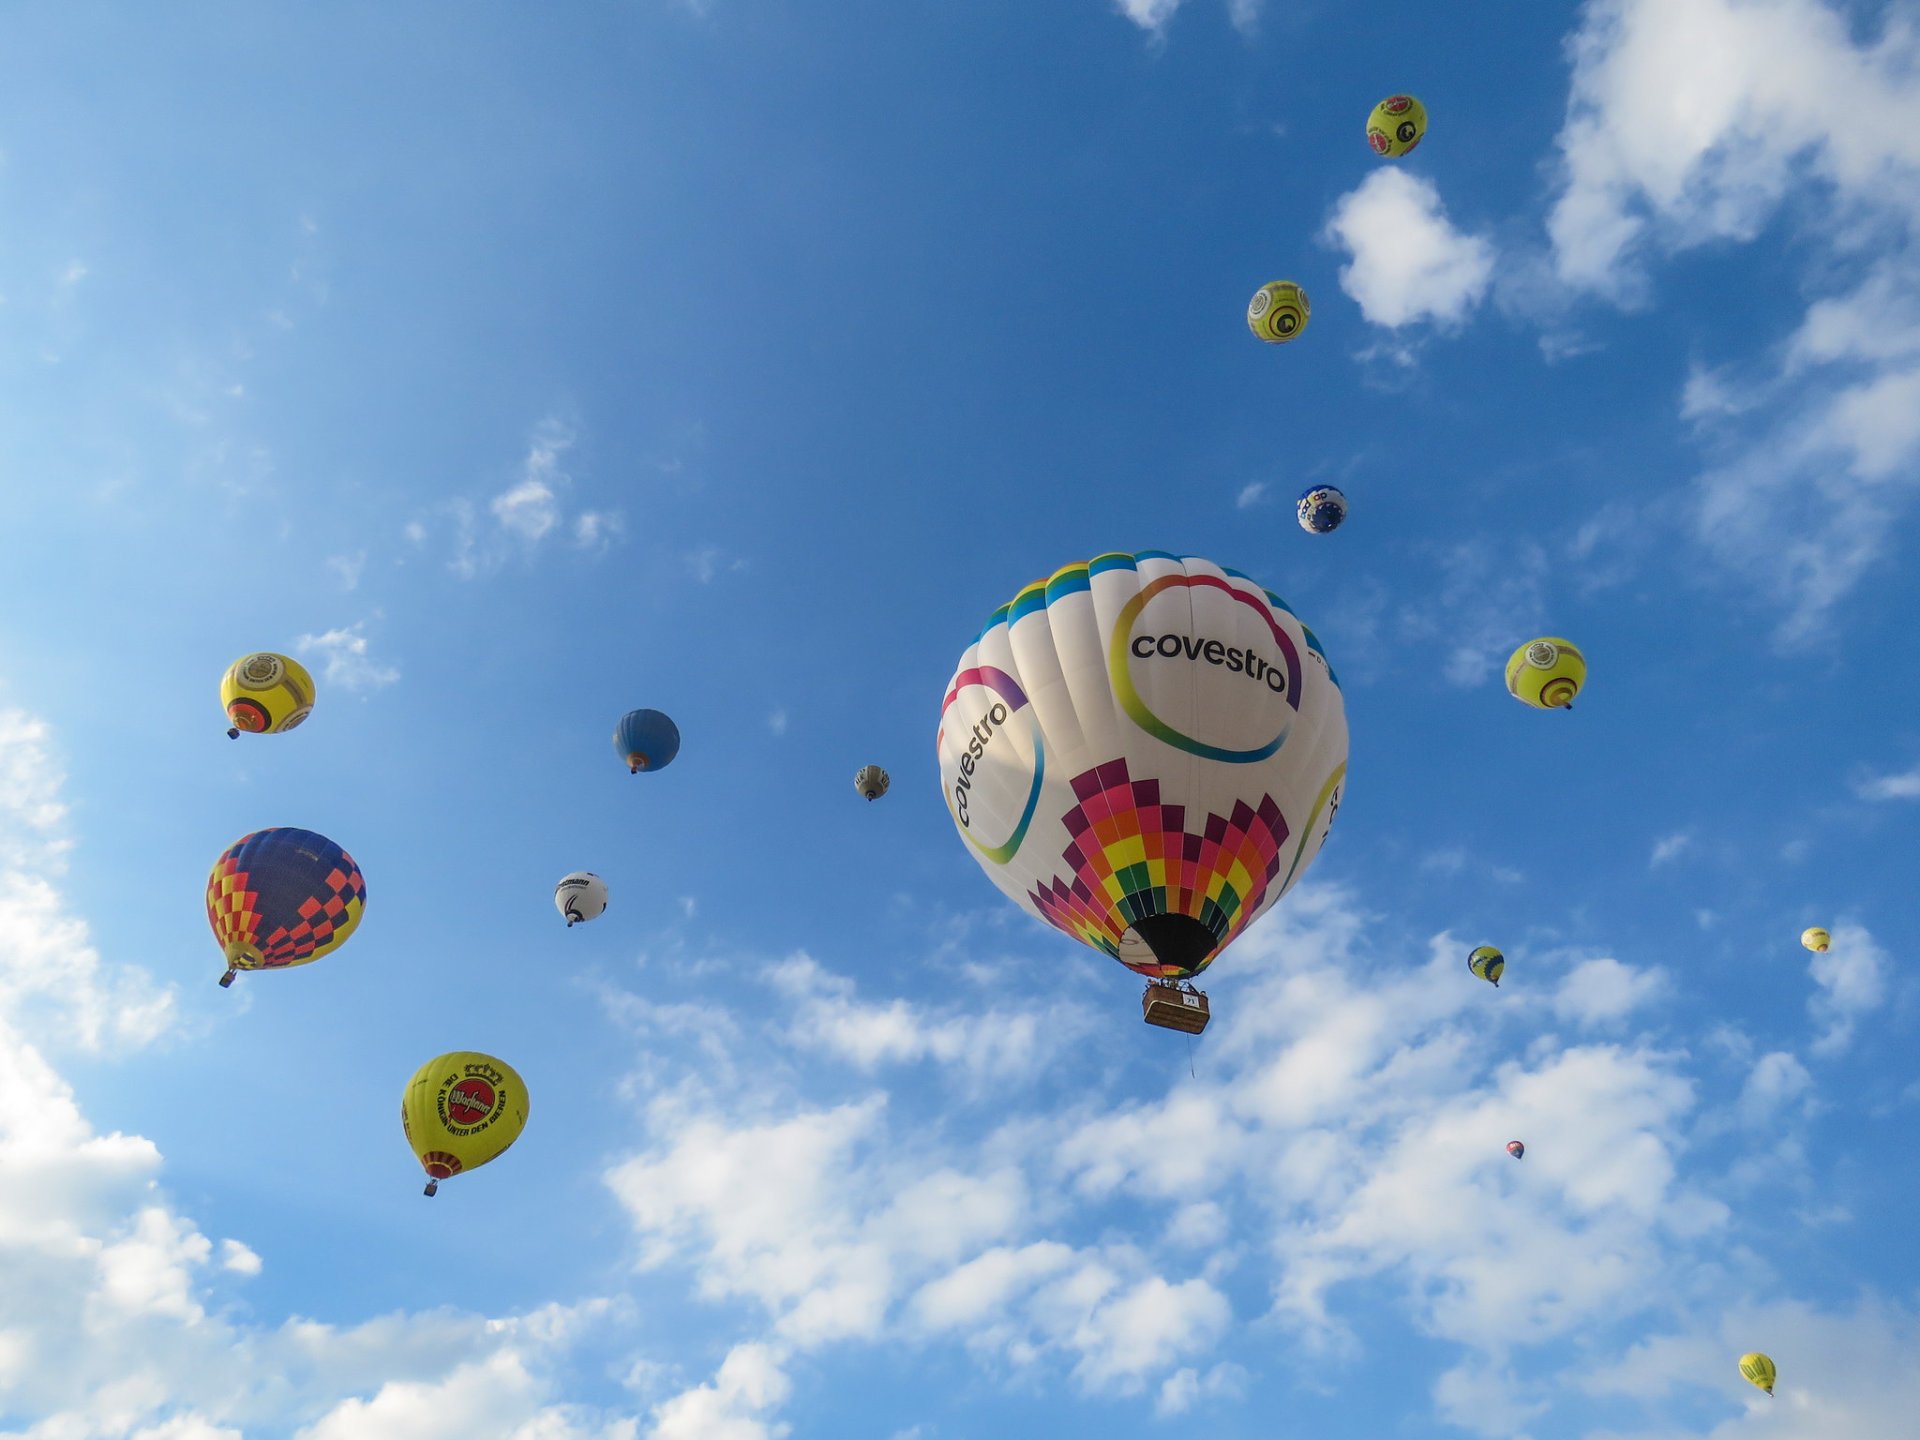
401, 1052, 529, 1196
1247, 281, 1310, 344
221, 652, 315, 739
1367, 94, 1428, 158
1738, 1351, 1776, 1396
1469, 946, 1505, 986
1505, 637, 1585, 710
1801, 927, 1830, 953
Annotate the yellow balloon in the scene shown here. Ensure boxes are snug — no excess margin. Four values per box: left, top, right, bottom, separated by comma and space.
1247, 281, 1310, 343
1505, 637, 1585, 710
221, 652, 315, 738
1366, 94, 1428, 158
1801, 927, 1830, 953
400, 1052, 529, 1196
1738, 1351, 1776, 1396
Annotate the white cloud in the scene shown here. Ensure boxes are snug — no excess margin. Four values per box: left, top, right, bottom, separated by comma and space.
326, 551, 366, 590
1109, 0, 1262, 36
1807, 922, 1888, 1055
1324, 170, 1496, 329
1235, 481, 1266, 509
1855, 762, 1920, 800
767, 708, 788, 737
1649, 831, 1691, 865
651, 1343, 789, 1440
1738, 1050, 1813, 1127
1397, 542, 1549, 688
296, 621, 400, 692
218, 1239, 262, 1276
448, 418, 623, 577
1552, 957, 1670, 1026
686, 546, 746, 584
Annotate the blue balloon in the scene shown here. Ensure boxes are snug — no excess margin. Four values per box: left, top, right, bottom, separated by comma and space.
614, 709, 680, 773
1296, 485, 1348, 535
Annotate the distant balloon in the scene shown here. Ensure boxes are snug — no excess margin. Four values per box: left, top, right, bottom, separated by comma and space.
1366, 93, 1428, 158
554, 872, 608, 927
1505, 637, 1585, 710
400, 1051, 529, 1197
1506, 1140, 1525, 1160
1469, 946, 1505, 987
938, 552, 1347, 996
614, 709, 680, 774
1801, 926, 1830, 953
1297, 486, 1348, 535
221, 652, 315, 739
1738, 1352, 1776, 1397
206, 827, 365, 987
1247, 281, 1310, 343
855, 765, 890, 801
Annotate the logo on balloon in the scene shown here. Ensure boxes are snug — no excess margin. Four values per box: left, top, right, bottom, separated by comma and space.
1108, 573, 1302, 763
938, 665, 1044, 865
446, 1077, 496, 1127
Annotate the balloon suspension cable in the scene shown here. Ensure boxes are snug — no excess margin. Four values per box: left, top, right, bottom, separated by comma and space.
1186, 1029, 1195, 1081
218, 969, 236, 988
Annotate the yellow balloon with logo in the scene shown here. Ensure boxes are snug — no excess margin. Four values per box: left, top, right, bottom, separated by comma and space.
1738, 1351, 1776, 1396
220, 652, 315, 738
1800, 926, 1830, 953
1505, 637, 1585, 710
400, 1052, 529, 1196
1247, 281, 1310, 343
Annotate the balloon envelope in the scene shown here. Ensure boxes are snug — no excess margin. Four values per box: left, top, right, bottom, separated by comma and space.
1297, 486, 1348, 535
938, 552, 1348, 981
221, 652, 315, 738
614, 709, 680, 773
1801, 927, 1830, 953
855, 765, 890, 800
1738, 1352, 1776, 1396
1507, 1140, 1525, 1159
554, 872, 608, 926
1366, 93, 1428, 157
1505, 637, 1585, 710
206, 827, 365, 985
401, 1051, 529, 1196
1469, 946, 1505, 986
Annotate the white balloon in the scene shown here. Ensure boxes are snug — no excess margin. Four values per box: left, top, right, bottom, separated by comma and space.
937, 552, 1347, 979
554, 872, 608, 927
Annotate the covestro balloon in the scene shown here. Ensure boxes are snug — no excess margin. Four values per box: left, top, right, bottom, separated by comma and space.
938, 552, 1347, 996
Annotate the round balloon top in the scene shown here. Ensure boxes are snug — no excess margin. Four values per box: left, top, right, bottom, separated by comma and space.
1297, 486, 1348, 535
938, 552, 1348, 982
555, 872, 608, 926
614, 709, 680, 774
1505, 637, 1585, 710
221, 652, 315, 739
1367, 93, 1428, 157
1469, 946, 1505, 986
1738, 1352, 1776, 1396
206, 827, 365, 987
1247, 281, 1310, 343
855, 765, 890, 801
1506, 1140, 1525, 1159
1801, 926, 1830, 953
400, 1051, 529, 1196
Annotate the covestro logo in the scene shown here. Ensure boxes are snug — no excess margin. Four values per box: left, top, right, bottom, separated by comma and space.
938, 666, 1044, 865
1109, 573, 1302, 763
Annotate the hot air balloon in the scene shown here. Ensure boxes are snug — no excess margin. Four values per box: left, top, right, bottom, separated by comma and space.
221, 652, 315, 738
554, 872, 608, 927
1297, 486, 1348, 535
1505, 637, 1585, 710
938, 552, 1348, 1033
614, 709, 680, 774
855, 765, 890, 801
205, 827, 365, 987
1366, 94, 1427, 157
1738, 1352, 1776, 1397
1801, 927, 1830, 953
1506, 1140, 1525, 1159
1247, 281, 1310, 343
1469, 946, 1505, 987
400, 1052, 529, 1196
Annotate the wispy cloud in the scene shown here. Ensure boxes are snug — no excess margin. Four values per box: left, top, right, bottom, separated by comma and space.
687, 545, 747, 584
1649, 831, 1691, 866
1807, 922, 1888, 1056
1235, 481, 1267, 509
296, 621, 400, 692
444, 417, 626, 578
1854, 763, 1920, 801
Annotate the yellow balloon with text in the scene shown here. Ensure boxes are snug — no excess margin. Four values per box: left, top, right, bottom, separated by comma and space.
1505, 637, 1585, 710
401, 1052, 529, 1196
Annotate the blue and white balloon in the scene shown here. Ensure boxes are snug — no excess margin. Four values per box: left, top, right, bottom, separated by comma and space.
1296, 485, 1348, 535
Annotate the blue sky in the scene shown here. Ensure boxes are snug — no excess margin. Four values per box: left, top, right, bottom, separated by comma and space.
1, 0, 1917, 1435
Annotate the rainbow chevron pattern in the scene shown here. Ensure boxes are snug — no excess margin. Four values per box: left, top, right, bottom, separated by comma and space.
1027, 757, 1290, 978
